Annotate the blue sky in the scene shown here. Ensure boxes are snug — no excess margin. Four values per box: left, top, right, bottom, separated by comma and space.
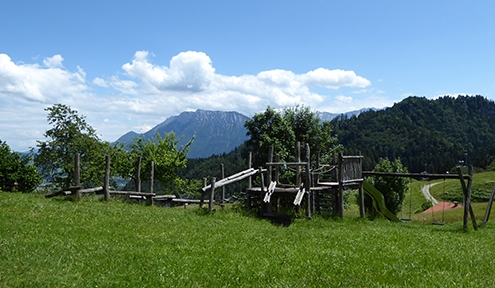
1, 1, 494, 151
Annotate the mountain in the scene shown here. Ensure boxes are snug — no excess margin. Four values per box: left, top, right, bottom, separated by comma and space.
115, 109, 250, 158
320, 108, 376, 122
115, 108, 374, 159
331, 95, 495, 173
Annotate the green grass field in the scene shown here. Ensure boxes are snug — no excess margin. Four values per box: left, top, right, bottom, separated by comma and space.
2, 191, 495, 287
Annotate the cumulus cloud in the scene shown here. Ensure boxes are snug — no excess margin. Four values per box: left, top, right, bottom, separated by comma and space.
119, 50, 371, 114
0, 53, 87, 103
43, 54, 64, 68
122, 51, 215, 92
301, 68, 371, 89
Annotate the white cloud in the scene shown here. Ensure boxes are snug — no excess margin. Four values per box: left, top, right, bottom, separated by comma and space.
301, 68, 371, 89
336, 95, 353, 103
0, 53, 88, 103
122, 50, 215, 92
93, 77, 108, 87
119, 51, 371, 115
43, 54, 64, 68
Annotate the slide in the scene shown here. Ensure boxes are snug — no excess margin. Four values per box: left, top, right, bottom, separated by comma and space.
362, 180, 401, 222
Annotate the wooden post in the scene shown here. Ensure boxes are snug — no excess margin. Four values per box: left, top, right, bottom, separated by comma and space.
274, 155, 280, 213
457, 166, 478, 231
104, 155, 110, 202
305, 143, 312, 219
338, 153, 344, 218
267, 146, 274, 185
274, 155, 280, 183
248, 152, 252, 189
135, 156, 142, 192
221, 163, 225, 209
296, 142, 301, 186
358, 151, 365, 218
266, 146, 274, 215
482, 182, 495, 227
74, 153, 81, 201
147, 161, 154, 206
209, 177, 216, 214
295, 142, 301, 215
467, 166, 478, 230
260, 167, 267, 215
200, 177, 207, 208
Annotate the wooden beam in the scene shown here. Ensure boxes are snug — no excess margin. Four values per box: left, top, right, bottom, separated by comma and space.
109, 191, 155, 197
481, 182, 495, 227
457, 166, 478, 231
79, 187, 104, 194
363, 171, 470, 180
104, 155, 110, 201
74, 153, 81, 201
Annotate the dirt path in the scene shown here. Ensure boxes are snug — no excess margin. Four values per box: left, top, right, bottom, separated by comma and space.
422, 182, 439, 205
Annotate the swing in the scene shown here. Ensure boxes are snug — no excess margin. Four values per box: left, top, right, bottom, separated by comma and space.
432, 178, 446, 226
400, 184, 413, 221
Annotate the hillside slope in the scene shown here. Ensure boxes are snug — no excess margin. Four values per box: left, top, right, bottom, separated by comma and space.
332, 95, 495, 172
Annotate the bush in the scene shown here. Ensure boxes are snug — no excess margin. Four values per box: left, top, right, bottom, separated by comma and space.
0, 141, 42, 192
421, 200, 433, 212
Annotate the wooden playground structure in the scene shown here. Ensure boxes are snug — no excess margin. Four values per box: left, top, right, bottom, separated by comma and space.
200, 142, 367, 219
44, 148, 490, 232
201, 142, 481, 231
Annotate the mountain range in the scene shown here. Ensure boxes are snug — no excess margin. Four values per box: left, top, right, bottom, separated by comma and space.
115, 108, 371, 158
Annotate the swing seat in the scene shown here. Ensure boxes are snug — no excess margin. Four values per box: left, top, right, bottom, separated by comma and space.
432, 221, 445, 226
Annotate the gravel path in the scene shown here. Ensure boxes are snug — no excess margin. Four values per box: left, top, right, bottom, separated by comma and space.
421, 182, 440, 205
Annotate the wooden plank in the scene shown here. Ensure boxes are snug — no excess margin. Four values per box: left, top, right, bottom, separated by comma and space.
172, 199, 209, 204
109, 191, 155, 197
263, 181, 277, 203
265, 162, 308, 167
45, 186, 82, 198
363, 171, 470, 180
80, 187, 104, 194
201, 168, 261, 192
293, 185, 305, 206
153, 195, 176, 200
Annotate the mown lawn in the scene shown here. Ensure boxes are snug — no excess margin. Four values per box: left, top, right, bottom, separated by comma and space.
2, 192, 495, 287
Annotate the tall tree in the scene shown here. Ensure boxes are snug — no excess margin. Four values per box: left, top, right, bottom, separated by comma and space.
34, 104, 108, 188
244, 106, 296, 168
245, 105, 339, 168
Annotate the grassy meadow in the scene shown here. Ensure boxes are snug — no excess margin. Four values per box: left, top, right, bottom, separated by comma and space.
2, 189, 495, 287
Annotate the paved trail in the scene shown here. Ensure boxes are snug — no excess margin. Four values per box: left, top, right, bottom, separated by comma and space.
421, 182, 440, 205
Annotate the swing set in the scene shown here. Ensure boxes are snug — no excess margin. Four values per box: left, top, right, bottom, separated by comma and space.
363, 166, 477, 231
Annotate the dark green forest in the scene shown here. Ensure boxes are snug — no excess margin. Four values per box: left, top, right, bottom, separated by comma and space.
332, 95, 495, 173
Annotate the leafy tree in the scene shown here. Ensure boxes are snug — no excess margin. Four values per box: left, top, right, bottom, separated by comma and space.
0, 140, 41, 192
117, 132, 193, 195
244, 106, 295, 168
245, 105, 339, 169
33, 104, 109, 188
367, 158, 410, 216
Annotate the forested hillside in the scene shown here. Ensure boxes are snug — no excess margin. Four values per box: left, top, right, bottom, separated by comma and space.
332, 95, 495, 173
